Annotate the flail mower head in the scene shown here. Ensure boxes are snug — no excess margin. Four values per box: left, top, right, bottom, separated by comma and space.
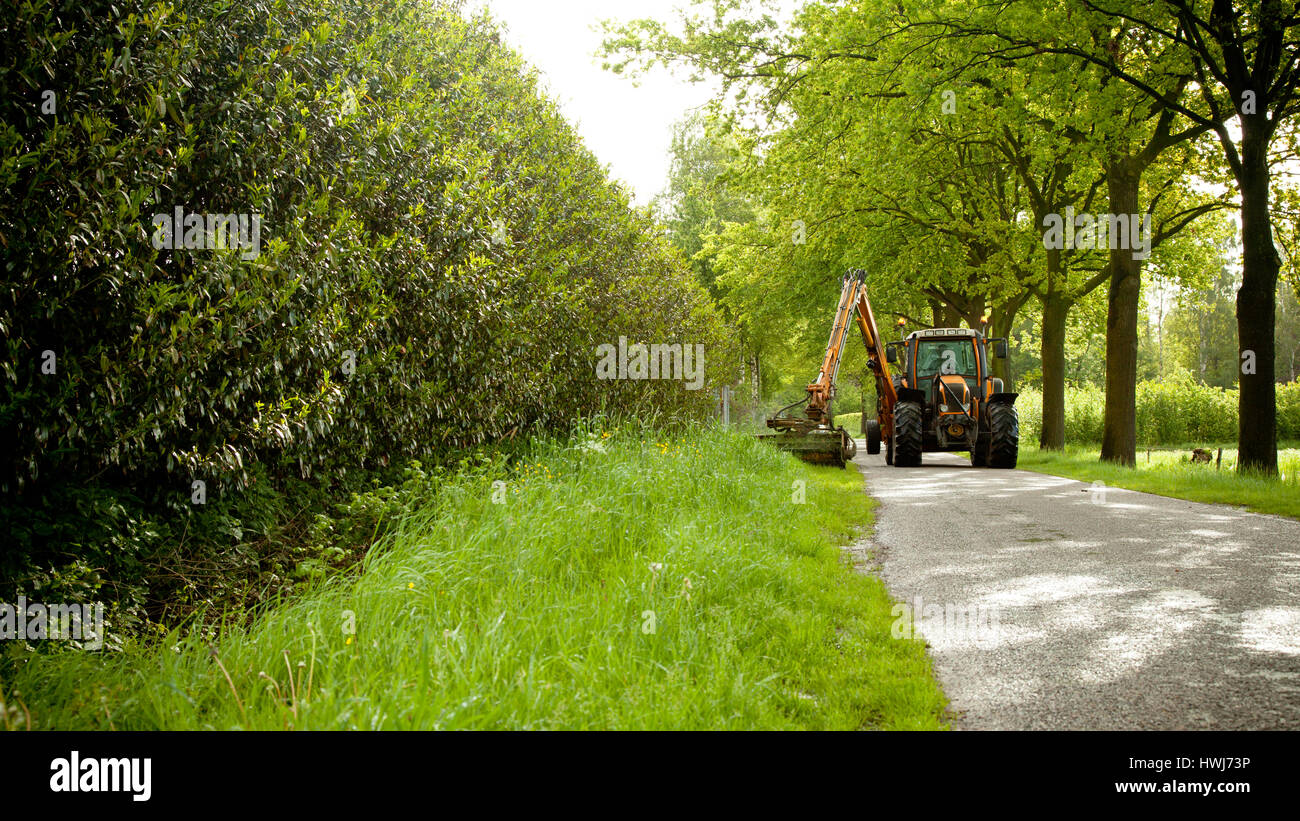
761, 398, 857, 468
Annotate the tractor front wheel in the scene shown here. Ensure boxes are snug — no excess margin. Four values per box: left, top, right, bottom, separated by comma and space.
893, 402, 923, 467
988, 402, 1019, 469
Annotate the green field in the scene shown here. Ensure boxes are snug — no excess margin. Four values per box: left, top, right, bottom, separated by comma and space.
1, 428, 947, 730
1018, 446, 1300, 520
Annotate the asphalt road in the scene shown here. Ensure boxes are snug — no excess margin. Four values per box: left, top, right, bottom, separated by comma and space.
852, 449, 1300, 730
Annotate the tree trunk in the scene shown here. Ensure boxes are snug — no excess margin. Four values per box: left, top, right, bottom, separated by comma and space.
1039, 293, 1070, 450
941, 304, 962, 328
1236, 126, 1280, 475
929, 299, 944, 327
1100, 158, 1141, 466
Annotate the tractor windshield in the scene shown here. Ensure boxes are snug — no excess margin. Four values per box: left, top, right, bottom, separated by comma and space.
914, 339, 978, 380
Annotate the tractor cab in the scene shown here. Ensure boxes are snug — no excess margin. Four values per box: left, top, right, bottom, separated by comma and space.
888, 328, 1006, 402
900, 330, 983, 403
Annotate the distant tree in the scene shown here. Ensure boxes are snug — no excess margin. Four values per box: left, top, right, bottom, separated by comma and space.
1163, 268, 1241, 387
653, 113, 756, 297
1274, 281, 1300, 383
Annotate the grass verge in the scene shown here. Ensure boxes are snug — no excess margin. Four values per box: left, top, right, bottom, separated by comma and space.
1018, 445, 1300, 520
1, 426, 947, 730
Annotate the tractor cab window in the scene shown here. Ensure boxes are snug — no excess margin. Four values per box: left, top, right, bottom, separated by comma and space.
914, 339, 978, 402
915, 339, 977, 379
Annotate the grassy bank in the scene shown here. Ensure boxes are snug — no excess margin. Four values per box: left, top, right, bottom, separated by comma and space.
1, 427, 947, 730
1018, 446, 1300, 520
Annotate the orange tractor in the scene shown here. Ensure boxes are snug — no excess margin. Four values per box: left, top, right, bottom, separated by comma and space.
764, 269, 1019, 468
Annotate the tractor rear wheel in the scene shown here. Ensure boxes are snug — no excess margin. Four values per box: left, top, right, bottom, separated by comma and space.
970, 436, 988, 467
988, 402, 1019, 468
866, 419, 881, 454
893, 402, 923, 467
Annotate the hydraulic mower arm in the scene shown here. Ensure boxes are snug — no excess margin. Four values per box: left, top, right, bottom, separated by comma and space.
764, 268, 896, 466
850, 271, 898, 421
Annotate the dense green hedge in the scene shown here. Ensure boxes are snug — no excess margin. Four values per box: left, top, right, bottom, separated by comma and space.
1281, 380, 1300, 441
1018, 377, 1300, 446
1015, 384, 1105, 445
1, 0, 732, 634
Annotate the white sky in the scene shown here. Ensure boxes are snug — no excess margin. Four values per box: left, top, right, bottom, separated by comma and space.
471, 0, 717, 205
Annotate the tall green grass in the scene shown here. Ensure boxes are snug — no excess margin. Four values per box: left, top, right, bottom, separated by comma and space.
1019, 446, 1300, 520
1, 426, 947, 730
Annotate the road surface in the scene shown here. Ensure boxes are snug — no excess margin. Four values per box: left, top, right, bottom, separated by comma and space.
852, 449, 1300, 729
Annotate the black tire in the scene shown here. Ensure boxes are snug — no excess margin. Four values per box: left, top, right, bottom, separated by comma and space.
885, 431, 894, 465
866, 419, 881, 454
988, 402, 1019, 468
893, 402, 923, 467
970, 435, 988, 467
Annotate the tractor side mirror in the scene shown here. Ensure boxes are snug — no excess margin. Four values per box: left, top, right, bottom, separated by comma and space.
886, 344, 898, 364
993, 338, 1008, 359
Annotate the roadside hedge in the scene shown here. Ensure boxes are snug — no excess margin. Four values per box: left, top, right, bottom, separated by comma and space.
0, 0, 733, 635
1018, 376, 1300, 447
